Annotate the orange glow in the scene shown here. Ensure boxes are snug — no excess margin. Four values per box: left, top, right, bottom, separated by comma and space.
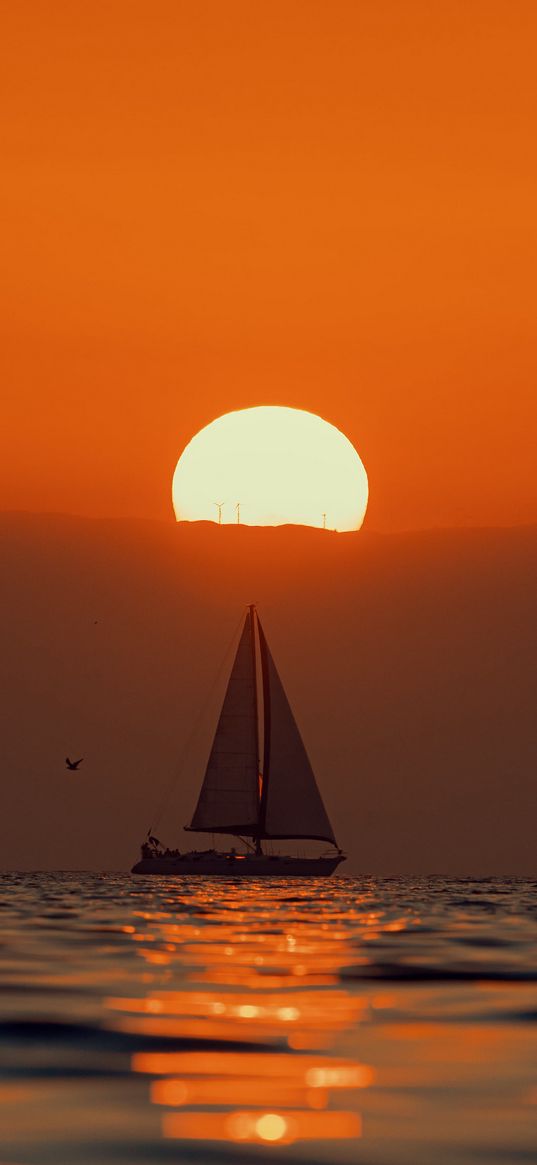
132, 1050, 369, 1083
151, 1078, 316, 1108
172, 407, 368, 531
3, 4, 537, 535
162, 1109, 362, 1144
109, 985, 365, 1044
106, 989, 364, 1025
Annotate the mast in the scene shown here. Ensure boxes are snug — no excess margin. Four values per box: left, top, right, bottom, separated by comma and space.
258, 610, 271, 841
249, 604, 263, 856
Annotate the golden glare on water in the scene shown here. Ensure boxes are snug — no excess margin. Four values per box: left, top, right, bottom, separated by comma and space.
122, 886, 374, 1150
172, 406, 368, 530
4, 877, 537, 1163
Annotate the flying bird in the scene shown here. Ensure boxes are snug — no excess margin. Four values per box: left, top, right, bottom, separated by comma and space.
65, 757, 84, 771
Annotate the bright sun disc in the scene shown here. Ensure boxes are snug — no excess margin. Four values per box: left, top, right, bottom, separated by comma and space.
172, 406, 368, 531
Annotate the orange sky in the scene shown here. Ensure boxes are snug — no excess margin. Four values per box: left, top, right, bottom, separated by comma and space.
2, 1, 536, 531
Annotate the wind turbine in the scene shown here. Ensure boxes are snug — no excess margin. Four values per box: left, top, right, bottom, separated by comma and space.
214, 501, 225, 525
322, 512, 327, 530
235, 502, 241, 525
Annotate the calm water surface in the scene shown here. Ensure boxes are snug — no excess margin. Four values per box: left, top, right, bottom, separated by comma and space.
1, 874, 536, 1165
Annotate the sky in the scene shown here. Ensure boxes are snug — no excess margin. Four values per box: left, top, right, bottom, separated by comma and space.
2, 1, 537, 531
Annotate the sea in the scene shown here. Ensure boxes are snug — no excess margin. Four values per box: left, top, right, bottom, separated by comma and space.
1, 874, 536, 1165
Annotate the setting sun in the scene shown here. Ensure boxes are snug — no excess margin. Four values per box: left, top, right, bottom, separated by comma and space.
172, 406, 368, 531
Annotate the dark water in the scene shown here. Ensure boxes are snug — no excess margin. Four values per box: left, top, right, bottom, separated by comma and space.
1, 875, 536, 1165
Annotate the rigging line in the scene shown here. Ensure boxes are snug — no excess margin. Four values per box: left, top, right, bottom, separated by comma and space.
149, 609, 247, 834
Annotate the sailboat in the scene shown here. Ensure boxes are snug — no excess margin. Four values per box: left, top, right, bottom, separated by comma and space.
132, 606, 345, 877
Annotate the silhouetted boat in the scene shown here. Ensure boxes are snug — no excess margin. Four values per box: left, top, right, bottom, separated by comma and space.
132, 606, 345, 877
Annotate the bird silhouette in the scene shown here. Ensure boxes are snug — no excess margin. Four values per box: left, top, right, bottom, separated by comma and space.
65, 757, 83, 771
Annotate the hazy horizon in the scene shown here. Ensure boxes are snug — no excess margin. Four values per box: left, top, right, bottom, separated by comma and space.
2, 511, 535, 876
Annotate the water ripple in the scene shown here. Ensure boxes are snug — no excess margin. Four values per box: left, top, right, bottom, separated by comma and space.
0, 873, 536, 1165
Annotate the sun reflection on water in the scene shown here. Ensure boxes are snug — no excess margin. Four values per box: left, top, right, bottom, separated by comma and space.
111, 879, 372, 1146
4, 874, 537, 1164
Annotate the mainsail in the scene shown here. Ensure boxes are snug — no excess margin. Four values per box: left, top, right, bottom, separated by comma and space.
187, 606, 338, 849
188, 611, 260, 834
258, 622, 337, 846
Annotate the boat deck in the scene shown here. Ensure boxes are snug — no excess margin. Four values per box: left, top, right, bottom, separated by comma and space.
132, 852, 345, 876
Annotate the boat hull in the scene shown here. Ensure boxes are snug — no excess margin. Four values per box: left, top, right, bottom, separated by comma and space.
131, 853, 345, 877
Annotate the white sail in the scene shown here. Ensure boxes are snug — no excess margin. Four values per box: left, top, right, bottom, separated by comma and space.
189, 612, 260, 833
259, 625, 337, 845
